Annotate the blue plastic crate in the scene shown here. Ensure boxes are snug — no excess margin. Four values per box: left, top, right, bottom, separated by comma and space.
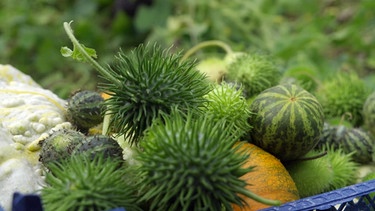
262, 179, 375, 211
3, 180, 375, 211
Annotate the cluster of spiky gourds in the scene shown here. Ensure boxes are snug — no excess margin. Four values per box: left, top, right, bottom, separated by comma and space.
37, 22, 375, 211
40, 24, 283, 211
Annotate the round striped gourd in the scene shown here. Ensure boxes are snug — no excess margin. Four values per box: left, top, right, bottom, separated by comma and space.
338, 127, 375, 164
363, 91, 375, 137
319, 124, 375, 164
248, 84, 324, 162
66, 90, 105, 132
315, 122, 344, 150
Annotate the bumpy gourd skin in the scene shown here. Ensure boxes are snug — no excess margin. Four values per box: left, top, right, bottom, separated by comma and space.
0, 65, 68, 211
0, 64, 67, 146
74, 135, 123, 161
38, 129, 86, 165
39, 130, 124, 166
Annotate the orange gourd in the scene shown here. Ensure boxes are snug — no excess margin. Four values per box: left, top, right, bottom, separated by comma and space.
233, 142, 300, 211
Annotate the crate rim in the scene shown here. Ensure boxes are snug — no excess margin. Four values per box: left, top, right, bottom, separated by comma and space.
261, 179, 375, 211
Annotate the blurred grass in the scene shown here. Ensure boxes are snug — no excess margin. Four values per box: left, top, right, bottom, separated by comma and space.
0, 0, 148, 98
1, 0, 375, 98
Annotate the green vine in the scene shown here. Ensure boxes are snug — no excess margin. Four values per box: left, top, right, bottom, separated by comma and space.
61, 21, 120, 86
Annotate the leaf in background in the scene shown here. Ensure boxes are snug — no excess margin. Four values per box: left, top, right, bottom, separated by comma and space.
134, 0, 172, 32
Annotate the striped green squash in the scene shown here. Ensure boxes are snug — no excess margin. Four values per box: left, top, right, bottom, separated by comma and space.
248, 84, 324, 162
321, 125, 375, 164
339, 127, 375, 164
315, 122, 337, 150
66, 90, 105, 132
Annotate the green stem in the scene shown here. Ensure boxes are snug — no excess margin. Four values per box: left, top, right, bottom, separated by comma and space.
340, 112, 353, 124
102, 110, 111, 135
296, 151, 328, 162
63, 21, 120, 85
181, 40, 234, 61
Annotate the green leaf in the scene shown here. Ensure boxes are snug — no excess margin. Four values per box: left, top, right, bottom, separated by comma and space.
60, 46, 73, 57
73, 44, 97, 61
60, 44, 97, 62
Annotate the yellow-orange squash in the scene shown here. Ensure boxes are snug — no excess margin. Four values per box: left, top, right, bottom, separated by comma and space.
232, 142, 300, 211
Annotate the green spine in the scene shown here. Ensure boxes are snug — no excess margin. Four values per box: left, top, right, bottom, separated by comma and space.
249, 84, 324, 161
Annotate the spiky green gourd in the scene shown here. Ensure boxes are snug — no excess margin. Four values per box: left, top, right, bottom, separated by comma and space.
325, 147, 358, 191
61, 23, 211, 145
136, 110, 280, 211
41, 153, 141, 211
286, 147, 358, 198
285, 151, 334, 198
363, 91, 375, 137
225, 53, 281, 99
103, 44, 211, 145
65, 90, 105, 133
316, 72, 369, 127
203, 82, 252, 137
248, 84, 324, 162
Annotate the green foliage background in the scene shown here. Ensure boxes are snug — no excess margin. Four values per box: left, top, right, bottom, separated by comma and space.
1, 0, 375, 98
0, 0, 147, 98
